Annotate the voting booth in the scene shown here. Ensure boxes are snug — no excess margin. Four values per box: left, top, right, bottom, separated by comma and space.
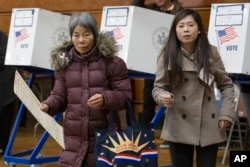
3, 8, 69, 166
208, 3, 250, 74
5, 8, 70, 70
100, 6, 174, 74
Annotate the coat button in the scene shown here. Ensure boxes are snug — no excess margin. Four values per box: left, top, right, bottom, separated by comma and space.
208, 96, 211, 101
184, 78, 188, 83
182, 96, 186, 101
211, 113, 215, 119
182, 114, 186, 119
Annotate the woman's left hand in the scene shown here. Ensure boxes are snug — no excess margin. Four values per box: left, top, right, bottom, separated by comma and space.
87, 93, 104, 108
219, 120, 231, 131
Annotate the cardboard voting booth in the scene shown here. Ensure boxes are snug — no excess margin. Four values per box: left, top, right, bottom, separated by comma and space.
100, 6, 174, 74
208, 3, 250, 74
5, 8, 70, 70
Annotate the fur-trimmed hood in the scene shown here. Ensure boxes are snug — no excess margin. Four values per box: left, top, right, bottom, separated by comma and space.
50, 32, 118, 70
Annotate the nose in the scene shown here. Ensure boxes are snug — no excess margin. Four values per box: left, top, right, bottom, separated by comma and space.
79, 36, 86, 42
183, 25, 189, 32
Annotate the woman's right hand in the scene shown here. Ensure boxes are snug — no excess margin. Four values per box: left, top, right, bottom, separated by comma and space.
160, 93, 174, 107
40, 103, 49, 113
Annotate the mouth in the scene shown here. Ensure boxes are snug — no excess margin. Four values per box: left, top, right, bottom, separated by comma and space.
183, 35, 191, 39
78, 46, 87, 49
183, 34, 190, 37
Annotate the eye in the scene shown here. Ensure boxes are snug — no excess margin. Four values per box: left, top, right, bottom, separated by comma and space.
84, 33, 91, 36
73, 34, 79, 38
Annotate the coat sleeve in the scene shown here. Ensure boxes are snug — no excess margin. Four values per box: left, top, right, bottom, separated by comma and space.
101, 57, 132, 111
43, 70, 67, 116
152, 54, 172, 105
211, 46, 235, 123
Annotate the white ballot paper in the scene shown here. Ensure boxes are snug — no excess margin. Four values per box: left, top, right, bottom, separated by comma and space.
13, 71, 65, 149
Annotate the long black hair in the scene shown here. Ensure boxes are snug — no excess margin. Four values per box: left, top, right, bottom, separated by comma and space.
160, 9, 212, 89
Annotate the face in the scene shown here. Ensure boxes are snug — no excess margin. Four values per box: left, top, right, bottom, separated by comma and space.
176, 15, 200, 49
71, 25, 95, 54
154, 0, 171, 7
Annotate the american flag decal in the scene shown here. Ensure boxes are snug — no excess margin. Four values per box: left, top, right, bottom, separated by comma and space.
217, 26, 238, 44
15, 28, 29, 43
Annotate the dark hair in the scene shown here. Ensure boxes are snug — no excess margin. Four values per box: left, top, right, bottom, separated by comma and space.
172, 0, 183, 14
68, 12, 99, 43
0, 30, 8, 66
161, 9, 212, 89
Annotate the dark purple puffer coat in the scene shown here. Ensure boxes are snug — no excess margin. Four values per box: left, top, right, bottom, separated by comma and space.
43, 33, 132, 167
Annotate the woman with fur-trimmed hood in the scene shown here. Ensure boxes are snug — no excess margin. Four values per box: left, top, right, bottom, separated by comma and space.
40, 12, 132, 167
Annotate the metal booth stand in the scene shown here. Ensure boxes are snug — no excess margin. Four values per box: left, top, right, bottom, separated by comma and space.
230, 73, 250, 128
3, 67, 62, 167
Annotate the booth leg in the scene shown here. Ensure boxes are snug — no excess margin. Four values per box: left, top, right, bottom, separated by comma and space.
4, 73, 36, 157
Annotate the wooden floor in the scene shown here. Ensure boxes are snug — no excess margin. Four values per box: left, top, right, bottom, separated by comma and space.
0, 128, 233, 167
